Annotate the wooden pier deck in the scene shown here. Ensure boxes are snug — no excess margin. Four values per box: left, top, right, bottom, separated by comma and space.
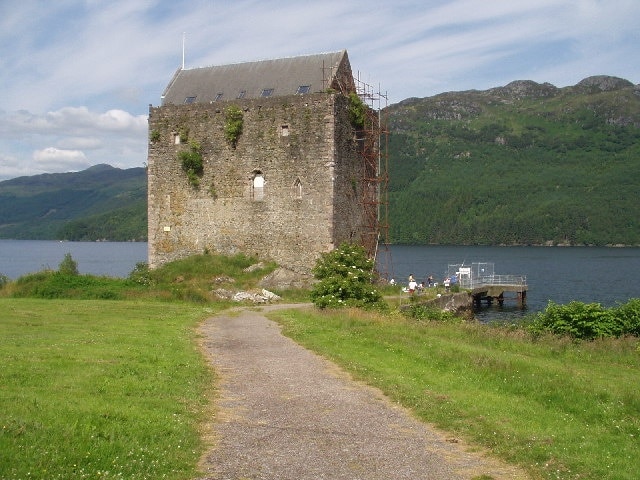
469, 278, 528, 306
450, 264, 527, 306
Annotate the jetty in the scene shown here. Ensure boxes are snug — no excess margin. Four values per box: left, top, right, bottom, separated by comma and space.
447, 262, 527, 306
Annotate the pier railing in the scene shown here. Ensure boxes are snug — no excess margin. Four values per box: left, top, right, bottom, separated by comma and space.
458, 274, 527, 289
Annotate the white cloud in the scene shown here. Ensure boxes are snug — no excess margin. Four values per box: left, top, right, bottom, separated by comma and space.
0, 0, 639, 181
33, 147, 89, 171
0, 106, 148, 181
57, 137, 103, 150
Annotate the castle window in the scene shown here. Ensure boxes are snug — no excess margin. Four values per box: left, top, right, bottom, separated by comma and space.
296, 85, 310, 94
184, 96, 196, 104
251, 171, 264, 201
260, 88, 274, 97
214, 93, 223, 101
293, 178, 302, 199
237, 90, 246, 99
280, 125, 289, 137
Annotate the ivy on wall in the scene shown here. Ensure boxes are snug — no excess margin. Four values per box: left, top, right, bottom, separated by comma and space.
348, 92, 367, 129
179, 140, 203, 187
224, 105, 243, 148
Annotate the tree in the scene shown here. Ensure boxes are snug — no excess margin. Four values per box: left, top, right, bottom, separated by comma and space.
58, 253, 79, 276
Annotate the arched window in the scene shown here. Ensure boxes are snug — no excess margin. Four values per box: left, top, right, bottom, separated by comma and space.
292, 177, 302, 199
252, 171, 264, 201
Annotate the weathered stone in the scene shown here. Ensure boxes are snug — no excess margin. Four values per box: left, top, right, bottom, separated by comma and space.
212, 288, 235, 299
243, 262, 266, 273
147, 89, 373, 277
212, 275, 235, 284
261, 289, 281, 302
259, 267, 314, 290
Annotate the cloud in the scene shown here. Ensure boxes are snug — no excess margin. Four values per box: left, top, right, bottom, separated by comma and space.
0, 106, 148, 181
0, 0, 639, 181
33, 147, 89, 171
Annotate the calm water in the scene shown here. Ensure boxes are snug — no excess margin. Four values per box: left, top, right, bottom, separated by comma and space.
0, 240, 148, 280
379, 245, 640, 320
1, 241, 639, 321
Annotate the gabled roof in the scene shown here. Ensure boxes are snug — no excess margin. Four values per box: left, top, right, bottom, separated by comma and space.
161, 50, 354, 105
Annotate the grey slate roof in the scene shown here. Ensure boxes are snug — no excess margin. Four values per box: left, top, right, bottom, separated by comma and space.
161, 50, 352, 105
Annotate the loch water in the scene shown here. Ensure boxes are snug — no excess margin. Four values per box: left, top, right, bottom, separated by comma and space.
380, 245, 640, 320
1, 241, 639, 321
0, 240, 148, 280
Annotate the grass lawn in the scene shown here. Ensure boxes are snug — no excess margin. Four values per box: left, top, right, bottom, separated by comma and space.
3, 292, 639, 480
0, 298, 217, 480
270, 307, 640, 480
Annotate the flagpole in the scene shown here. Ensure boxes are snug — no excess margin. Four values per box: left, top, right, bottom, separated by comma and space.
182, 32, 186, 70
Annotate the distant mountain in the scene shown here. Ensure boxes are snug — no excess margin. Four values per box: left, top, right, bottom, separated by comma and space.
0, 164, 147, 241
385, 75, 640, 246
3, 75, 639, 246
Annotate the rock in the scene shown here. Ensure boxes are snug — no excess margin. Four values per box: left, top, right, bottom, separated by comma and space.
212, 275, 235, 284
488, 80, 559, 99
233, 291, 266, 303
575, 75, 634, 92
214, 288, 282, 303
259, 267, 314, 290
243, 262, 266, 273
261, 289, 281, 302
231, 290, 281, 303
213, 288, 235, 299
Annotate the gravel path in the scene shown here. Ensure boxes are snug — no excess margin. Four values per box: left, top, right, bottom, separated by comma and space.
196, 305, 530, 480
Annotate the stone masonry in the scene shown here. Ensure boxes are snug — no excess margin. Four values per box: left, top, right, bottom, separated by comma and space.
147, 92, 368, 277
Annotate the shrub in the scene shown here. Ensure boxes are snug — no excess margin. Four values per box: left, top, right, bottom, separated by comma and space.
128, 261, 153, 286
58, 253, 79, 276
310, 243, 384, 309
0, 273, 8, 289
404, 304, 462, 322
149, 129, 161, 142
179, 140, 203, 187
613, 298, 640, 336
12, 271, 123, 300
348, 92, 367, 129
528, 300, 622, 339
224, 105, 243, 147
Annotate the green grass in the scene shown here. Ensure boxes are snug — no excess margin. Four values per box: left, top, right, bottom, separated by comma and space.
3, 252, 639, 479
270, 308, 640, 480
1, 252, 281, 303
0, 298, 218, 480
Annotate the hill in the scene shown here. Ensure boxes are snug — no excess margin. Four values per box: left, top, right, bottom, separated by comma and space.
385, 75, 640, 246
2, 75, 639, 246
0, 164, 147, 241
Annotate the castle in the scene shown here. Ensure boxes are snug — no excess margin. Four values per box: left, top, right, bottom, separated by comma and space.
147, 50, 383, 281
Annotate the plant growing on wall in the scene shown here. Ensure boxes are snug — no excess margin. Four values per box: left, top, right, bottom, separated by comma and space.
149, 129, 161, 142
224, 105, 243, 148
348, 92, 367, 130
179, 140, 203, 187
178, 126, 189, 143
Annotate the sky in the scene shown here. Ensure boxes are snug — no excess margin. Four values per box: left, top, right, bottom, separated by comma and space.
1, 0, 639, 181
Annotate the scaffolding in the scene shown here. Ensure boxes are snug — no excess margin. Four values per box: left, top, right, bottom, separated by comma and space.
355, 73, 392, 281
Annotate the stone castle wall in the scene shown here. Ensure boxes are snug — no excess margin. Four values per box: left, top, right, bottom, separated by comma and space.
147, 92, 366, 275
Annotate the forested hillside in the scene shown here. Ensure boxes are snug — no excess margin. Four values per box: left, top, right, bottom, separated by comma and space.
0, 164, 147, 241
2, 76, 639, 246
386, 75, 640, 246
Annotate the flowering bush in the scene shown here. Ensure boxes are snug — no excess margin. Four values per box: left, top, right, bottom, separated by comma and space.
310, 243, 385, 309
